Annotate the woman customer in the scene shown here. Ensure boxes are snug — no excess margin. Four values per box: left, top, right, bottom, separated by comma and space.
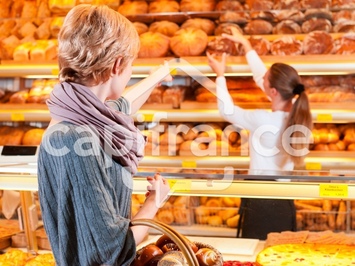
37, 4, 171, 265
207, 28, 313, 240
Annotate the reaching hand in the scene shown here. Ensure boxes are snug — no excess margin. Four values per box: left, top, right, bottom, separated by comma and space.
206, 52, 227, 77
221, 27, 253, 53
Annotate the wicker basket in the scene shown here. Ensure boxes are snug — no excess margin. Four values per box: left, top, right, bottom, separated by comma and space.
131, 219, 223, 266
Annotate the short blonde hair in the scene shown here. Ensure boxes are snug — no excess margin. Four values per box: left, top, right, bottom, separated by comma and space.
58, 4, 140, 86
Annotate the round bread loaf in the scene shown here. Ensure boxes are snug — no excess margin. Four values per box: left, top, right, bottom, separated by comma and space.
138, 32, 170, 58
244, 19, 273, 35
301, 0, 331, 8
303, 31, 335, 54
274, 0, 301, 9
250, 36, 270, 55
276, 10, 305, 23
181, 18, 216, 36
132, 22, 148, 35
180, 0, 216, 11
148, 0, 179, 13
117, 1, 148, 16
301, 18, 332, 33
149, 21, 179, 37
214, 22, 243, 36
271, 36, 303, 56
170, 28, 208, 56
219, 11, 249, 24
206, 36, 238, 56
335, 33, 355, 54
216, 0, 244, 11
246, 0, 274, 10
273, 20, 302, 34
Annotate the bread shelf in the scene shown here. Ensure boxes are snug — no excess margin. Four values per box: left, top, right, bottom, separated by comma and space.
139, 152, 355, 171
1, 104, 355, 123
1, 54, 355, 78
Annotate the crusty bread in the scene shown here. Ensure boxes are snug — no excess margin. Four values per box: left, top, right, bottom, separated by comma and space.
170, 28, 208, 57
138, 32, 170, 58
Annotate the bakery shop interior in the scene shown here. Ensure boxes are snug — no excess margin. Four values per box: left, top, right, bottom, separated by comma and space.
1, 0, 355, 265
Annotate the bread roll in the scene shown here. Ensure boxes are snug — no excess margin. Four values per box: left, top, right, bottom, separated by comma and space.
246, 0, 274, 10
180, 0, 216, 12
181, 18, 216, 36
335, 33, 355, 54
138, 32, 170, 58
22, 128, 45, 145
301, 0, 331, 8
216, 1, 244, 11
274, 0, 301, 9
117, 1, 148, 17
149, 0, 179, 13
170, 28, 208, 57
149, 21, 179, 37
132, 22, 148, 35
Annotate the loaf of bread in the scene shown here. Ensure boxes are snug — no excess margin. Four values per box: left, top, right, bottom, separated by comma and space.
148, 0, 179, 13
162, 86, 186, 108
149, 21, 180, 37
271, 36, 303, 56
214, 22, 243, 36
180, 0, 216, 12
206, 36, 238, 56
132, 22, 148, 35
180, 18, 216, 36
117, 1, 148, 17
22, 128, 45, 145
219, 11, 249, 24
244, 19, 273, 35
170, 28, 208, 57
216, 0, 244, 11
138, 32, 170, 58
301, 18, 333, 33
273, 20, 302, 34
303, 31, 335, 54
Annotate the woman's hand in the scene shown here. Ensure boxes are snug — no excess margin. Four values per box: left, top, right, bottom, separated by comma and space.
222, 27, 253, 53
206, 52, 227, 77
145, 173, 170, 207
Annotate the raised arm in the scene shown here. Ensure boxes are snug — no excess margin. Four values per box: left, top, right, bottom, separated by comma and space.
222, 28, 268, 93
122, 61, 172, 115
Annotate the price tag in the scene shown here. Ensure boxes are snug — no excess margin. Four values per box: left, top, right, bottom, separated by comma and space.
182, 161, 196, 168
316, 114, 333, 122
319, 184, 348, 198
305, 162, 322, 170
51, 68, 59, 75
167, 179, 191, 193
142, 114, 154, 122
170, 68, 178, 76
11, 113, 25, 121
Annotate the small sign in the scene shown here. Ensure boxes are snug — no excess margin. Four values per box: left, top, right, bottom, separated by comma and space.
182, 161, 196, 168
305, 162, 322, 170
319, 184, 348, 198
11, 113, 25, 121
316, 114, 333, 122
167, 179, 191, 193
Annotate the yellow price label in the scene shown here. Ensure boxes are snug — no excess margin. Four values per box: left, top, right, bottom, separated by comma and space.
142, 114, 154, 122
51, 68, 59, 75
167, 179, 191, 193
305, 162, 322, 170
170, 68, 178, 76
182, 161, 196, 168
319, 184, 348, 198
316, 114, 333, 122
11, 113, 25, 121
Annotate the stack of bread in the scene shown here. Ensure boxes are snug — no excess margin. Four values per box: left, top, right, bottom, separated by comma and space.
0, 125, 45, 146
